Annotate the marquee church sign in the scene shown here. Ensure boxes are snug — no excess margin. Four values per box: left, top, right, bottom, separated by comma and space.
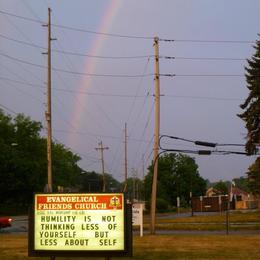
28, 193, 132, 257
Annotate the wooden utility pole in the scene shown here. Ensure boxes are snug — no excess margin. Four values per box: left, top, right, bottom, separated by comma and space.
150, 36, 160, 234
132, 168, 137, 201
123, 123, 128, 192
45, 7, 53, 193
95, 141, 109, 192
44, 8, 56, 260
142, 154, 145, 180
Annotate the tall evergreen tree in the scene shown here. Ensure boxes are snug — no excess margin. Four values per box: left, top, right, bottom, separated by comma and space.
238, 38, 260, 155
238, 37, 260, 196
247, 158, 260, 196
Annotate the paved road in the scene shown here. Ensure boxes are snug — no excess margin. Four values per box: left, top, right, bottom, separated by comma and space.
1, 214, 260, 235
0, 216, 28, 233
136, 229, 260, 235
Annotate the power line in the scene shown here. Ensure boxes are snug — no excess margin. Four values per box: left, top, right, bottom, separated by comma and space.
159, 38, 255, 44
0, 33, 152, 59
1, 64, 45, 104
54, 88, 147, 98
52, 23, 153, 40
52, 135, 99, 161
0, 9, 153, 40
0, 103, 18, 115
0, 76, 245, 101
53, 51, 152, 59
160, 135, 246, 149
161, 55, 246, 61
0, 10, 255, 43
53, 129, 152, 144
0, 52, 46, 69
0, 75, 44, 89
1, 33, 251, 61
0, 33, 44, 49
0, 52, 153, 78
21, 0, 42, 21
132, 100, 155, 167
0, 9, 43, 23
126, 57, 151, 124
160, 73, 246, 77
163, 94, 243, 101
54, 129, 121, 140
158, 148, 248, 155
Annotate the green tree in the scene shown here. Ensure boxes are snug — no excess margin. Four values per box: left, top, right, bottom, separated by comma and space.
78, 171, 121, 193
238, 38, 260, 155
104, 173, 122, 192
247, 157, 260, 196
233, 176, 250, 193
144, 153, 207, 210
52, 143, 82, 189
78, 171, 103, 192
123, 177, 144, 201
238, 37, 260, 195
213, 180, 228, 195
0, 112, 46, 211
0, 110, 84, 213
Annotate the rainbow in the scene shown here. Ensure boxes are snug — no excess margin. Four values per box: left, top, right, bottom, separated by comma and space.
68, 0, 122, 147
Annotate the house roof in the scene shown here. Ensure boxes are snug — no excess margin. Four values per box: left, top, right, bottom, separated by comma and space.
229, 186, 249, 196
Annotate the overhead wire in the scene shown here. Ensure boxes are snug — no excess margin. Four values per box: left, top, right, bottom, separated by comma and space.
0, 33, 152, 59
52, 135, 100, 161
0, 103, 18, 115
136, 135, 154, 177
0, 76, 246, 101
1, 33, 251, 61
159, 38, 255, 44
1, 63, 45, 104
43, 128, 154, 144
51, 71, 103, 145
0, 76, 151, 98
0, 52, 153, 78
1, 7, 255, 178
131, 100, 155, 168
109, 130, 125, 181
161, 55, 246, 61
126, 57, 151, 127
162, 94, 243, 101
1, 61, 46, 126
159, 135, 248, 156
160, 73, 246, 77
0, 10, 255, 43
0, 9, 43, 23
49, 15, 121, 145
2, 12, 37, 44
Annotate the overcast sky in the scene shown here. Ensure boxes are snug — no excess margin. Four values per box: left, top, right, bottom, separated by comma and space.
0, 0, 259, 183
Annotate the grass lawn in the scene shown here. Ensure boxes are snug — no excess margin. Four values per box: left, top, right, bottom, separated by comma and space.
1, 233, 260, 259
154, 210, 260, 223
139, 210, 260, 231
1, 211, 260, 259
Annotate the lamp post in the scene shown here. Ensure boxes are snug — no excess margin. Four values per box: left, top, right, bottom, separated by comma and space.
226, 180, 235, 235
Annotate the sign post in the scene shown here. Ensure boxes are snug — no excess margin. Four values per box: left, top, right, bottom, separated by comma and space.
28, 193, 132, 258
132, 203, 144, 237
